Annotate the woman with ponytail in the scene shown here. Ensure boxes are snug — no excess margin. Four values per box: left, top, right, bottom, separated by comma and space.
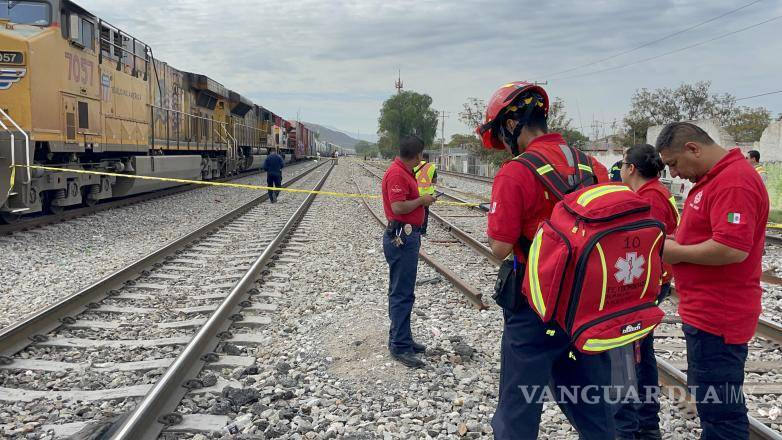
614, 144, 680, 440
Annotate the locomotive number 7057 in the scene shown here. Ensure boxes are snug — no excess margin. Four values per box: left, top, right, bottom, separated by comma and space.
65, 53, 94, 86
0, 51, 23, 65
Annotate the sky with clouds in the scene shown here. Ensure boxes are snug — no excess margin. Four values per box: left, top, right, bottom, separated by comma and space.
78, 0, 782, 142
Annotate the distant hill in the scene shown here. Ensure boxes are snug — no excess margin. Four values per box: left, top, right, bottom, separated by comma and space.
303, 122, 370, 150
319, 124, 378, 143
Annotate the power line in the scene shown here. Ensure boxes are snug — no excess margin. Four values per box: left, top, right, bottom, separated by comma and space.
551, 14, 782, 82
543, 0, 763, 78
736, 90, 782, 101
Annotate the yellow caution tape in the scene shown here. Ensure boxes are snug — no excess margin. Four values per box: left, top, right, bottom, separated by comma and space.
12, 164, 480, 207
767, 223, 782, 230
7, 164, 14, 197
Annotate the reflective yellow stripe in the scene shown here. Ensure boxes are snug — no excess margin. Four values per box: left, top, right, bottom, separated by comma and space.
582, 325, 656, 351
596, 243, 607, 311
527, 229, 546, 316
536, 164, 554, 175
577, 185, 631, 206
668, 196, 680, 226
641, 232, 664, 299
416, 162, 436, 195
577, 164, 593, 173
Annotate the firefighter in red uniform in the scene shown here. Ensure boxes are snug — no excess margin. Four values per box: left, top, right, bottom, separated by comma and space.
381, 135, 436, 369
615, 144, 680, 440
478, 82, 613, 439
657, 122, 768, 440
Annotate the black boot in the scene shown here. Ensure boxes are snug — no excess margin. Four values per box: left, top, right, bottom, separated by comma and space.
391, 351, 425, 369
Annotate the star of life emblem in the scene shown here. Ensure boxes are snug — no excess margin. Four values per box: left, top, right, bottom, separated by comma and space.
614, 252, 645, 285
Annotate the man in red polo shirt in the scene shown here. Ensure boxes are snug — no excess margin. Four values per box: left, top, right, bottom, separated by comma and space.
657, 122, 768, 440
478, 82, 613, 439
381, 135, 436, 369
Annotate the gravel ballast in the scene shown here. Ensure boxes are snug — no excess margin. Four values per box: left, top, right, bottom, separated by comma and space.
161, 161, 717, 439
0, 161, 319, 330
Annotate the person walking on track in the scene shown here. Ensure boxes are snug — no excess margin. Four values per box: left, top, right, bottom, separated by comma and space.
264, 148, 285, 203
658, 122, 768, 440
614, 144, 680, 440
413, 152, 438, 235
478, 81, 613, 439
381, 135, 436, 369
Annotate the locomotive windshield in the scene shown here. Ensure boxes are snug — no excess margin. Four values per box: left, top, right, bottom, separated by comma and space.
0, 1, 51, 26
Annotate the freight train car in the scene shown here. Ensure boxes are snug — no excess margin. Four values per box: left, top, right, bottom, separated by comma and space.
0, 0, 295, 223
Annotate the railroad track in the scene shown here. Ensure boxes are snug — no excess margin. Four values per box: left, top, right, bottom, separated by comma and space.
360, 162, 495, 264
438, 169, 494, 184
362, 160, 782, 439
0, 161, 315, 235
0, 161, 333, 439
350, 164, 487, 310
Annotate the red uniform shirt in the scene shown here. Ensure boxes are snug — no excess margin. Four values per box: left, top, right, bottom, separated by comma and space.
487, 133, 609, 259
382, 158, 425, 226
673, 148, 768, 344
637, 177, 679, 284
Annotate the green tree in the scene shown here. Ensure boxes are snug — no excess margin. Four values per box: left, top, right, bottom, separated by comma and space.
354, 140, 379, 157
561, 128, 590, 149
547, 98, 593, 148
377, 91, 438, 157
446, 133, 482, 149
618, 81, 771, 145
377, 136, 396, 159
548, 97, 572, 132
458, 98, 486, 131
725, 107, 772, 143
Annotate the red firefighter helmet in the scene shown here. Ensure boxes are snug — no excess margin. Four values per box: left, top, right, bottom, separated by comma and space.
476, 81, 549, 150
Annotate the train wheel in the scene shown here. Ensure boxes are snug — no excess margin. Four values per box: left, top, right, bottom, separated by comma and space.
44, 191, 65, 215
82, 186, 97, 207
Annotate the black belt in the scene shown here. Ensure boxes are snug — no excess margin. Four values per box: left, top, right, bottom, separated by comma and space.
386, 221, 421, 235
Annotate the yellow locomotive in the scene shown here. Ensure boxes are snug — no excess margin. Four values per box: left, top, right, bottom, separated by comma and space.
0, 0, 298, 223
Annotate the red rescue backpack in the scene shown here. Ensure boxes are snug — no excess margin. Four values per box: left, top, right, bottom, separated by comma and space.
515, 148, 666, 354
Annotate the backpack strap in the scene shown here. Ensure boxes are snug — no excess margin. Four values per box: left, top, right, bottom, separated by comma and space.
514, 144, 597, 201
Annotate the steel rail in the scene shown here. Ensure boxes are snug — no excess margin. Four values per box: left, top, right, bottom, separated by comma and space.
110, 161, 334, 440
669, 288, 782, 347
360, 162, 497, 265
656, 357, 782, 440
755, 317, 782, 345
368, 161, 782, 437
350, 167, 486, 310
363, 161, 488, 209
438, 169, 494, 184
0, 160, 328, 357
765, 234, 782, 246
368, 161, 782, 345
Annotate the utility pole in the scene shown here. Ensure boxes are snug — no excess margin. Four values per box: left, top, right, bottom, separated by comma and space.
438, 110, 451, 171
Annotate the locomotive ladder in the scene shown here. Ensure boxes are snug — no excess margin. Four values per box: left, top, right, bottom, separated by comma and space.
0, 108, 30, 205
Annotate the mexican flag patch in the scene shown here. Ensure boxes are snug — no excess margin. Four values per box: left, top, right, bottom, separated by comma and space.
728, 213, 741, 224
